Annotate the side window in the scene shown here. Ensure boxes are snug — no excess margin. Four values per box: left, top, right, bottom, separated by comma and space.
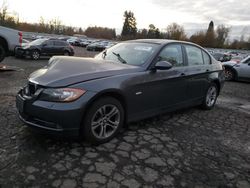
44, 41, 54, 46
202, 51, 211, 64
243, 58, 250, 64
157, 44, 184, 67
55, 41, 65, 46
185, 45, 204, 66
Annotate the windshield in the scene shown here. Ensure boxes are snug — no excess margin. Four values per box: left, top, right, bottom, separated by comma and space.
29, 39, 47, 46
241, 56, 250, 63
95, 42, 159, 66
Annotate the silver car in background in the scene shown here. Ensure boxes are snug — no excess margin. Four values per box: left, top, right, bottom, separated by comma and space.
222, 56, 250, 82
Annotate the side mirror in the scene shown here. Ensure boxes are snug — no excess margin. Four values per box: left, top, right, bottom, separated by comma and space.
154, 61, 173, 70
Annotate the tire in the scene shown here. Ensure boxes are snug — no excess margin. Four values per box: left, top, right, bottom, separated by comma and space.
201, 83, 218, 110
64, 51, 70, 56
31, 50, 40, 60
224, 68, 235, 81
0, 45, 6, 62
82, 97, 124, 144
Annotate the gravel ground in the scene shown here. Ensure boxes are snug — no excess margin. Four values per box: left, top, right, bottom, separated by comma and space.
0, 47, 250, 188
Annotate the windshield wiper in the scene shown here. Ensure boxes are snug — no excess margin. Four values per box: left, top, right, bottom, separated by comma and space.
102, 51, 107, 59
112, 52, 127, 64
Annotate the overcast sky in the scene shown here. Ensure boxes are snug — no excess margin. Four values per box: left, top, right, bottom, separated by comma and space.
5, 0, 250, 39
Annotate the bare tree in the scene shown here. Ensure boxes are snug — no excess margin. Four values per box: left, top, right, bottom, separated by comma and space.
0, 1, 8, 25
166, 23, 187, 40
216, 25, 230, 48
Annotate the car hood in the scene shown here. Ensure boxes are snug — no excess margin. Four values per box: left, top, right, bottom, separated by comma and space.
29, 56, 140, 87
22, 45, 38, 49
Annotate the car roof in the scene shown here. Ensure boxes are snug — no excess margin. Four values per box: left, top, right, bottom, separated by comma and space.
125, 39, 204, 47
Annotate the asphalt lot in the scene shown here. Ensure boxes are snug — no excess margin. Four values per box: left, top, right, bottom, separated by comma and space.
0, 47, 250, 188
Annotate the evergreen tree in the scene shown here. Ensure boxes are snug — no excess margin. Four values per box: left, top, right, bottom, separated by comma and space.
147, 24, 156, 38
121, 10, 137, 39
204, 21, 216, 47
207, 21, 214, 32
147, 24, 161, 39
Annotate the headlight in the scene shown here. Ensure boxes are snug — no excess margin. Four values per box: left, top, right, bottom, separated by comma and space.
39, 88, 86, 102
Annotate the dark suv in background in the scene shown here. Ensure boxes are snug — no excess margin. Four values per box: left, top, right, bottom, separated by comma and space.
15, 38, 74, 60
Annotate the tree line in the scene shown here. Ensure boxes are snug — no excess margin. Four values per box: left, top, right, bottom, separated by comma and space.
1, 3, 249, 49
120, 11, 250, 50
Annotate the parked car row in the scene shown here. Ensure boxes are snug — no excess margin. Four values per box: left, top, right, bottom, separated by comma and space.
212, 52, 231, 62
65, 37, 117, 51
14, 35, 117, 60
86, 41, 117, 51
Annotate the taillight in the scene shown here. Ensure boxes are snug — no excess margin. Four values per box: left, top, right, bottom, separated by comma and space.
18, 31, 23, 46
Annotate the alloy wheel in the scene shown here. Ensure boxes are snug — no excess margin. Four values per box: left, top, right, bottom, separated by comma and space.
206, 86, 217, 107
91, 104, 120, 139
32, 51, 40, 60
224, 69, 234, 81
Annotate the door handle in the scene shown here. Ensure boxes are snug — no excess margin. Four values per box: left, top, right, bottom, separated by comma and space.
180, 73, 185, 76
206, 69, 210, 72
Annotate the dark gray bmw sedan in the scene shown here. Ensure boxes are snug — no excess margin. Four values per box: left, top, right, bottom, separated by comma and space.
16, 39, 224, 144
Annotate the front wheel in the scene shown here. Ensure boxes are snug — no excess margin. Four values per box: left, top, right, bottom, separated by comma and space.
201, 83, 218, 110
224, 68, 235, 81
82, 97, 124, 144
63, 51, 70, 56
31, 50, 40, 60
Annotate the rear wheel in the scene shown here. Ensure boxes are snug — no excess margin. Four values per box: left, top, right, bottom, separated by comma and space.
201, 83, 218, 110
0, 45, 6, 62
82, 97, 124, 144
31, 50, 40, 60
64, 51, 70, 56
224, 68, 235, 81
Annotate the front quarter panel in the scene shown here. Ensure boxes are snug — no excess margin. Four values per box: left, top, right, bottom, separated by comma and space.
70, 71, 151, 121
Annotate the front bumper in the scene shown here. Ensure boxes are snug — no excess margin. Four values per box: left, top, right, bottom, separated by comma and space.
15, 48, 31, 57
16, 88, 96, 137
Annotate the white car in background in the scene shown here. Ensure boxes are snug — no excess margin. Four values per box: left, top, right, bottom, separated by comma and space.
0, 26, 23, 62
222, 56, 250, 82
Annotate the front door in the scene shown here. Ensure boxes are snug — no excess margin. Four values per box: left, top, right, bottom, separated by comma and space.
126, 44, 188, 120
235, 58, 250, 79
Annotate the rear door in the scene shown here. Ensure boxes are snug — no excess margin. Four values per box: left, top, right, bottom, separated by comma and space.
183, 44, 211, 101
41, 40, 55, 55
54, 41, 66, 55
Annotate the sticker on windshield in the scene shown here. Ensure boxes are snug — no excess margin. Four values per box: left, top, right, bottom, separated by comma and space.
134, 46, 152, 51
